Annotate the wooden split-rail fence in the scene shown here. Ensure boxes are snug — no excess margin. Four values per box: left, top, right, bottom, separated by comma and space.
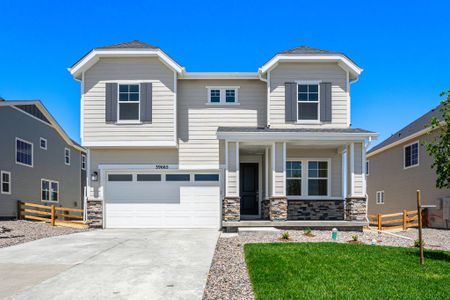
368, 210, 421, 231
17, 201, 88, 229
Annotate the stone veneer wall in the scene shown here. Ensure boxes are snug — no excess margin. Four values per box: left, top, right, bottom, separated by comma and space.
269, 197, 288, 221
223, 197, 240, 221
345, 197, 367, 221
288, 200, 344, 220
261, 199, 270, 220
87, 199, 103, 228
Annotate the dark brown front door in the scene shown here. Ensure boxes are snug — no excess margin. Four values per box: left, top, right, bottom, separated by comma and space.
240, 163, 259, 215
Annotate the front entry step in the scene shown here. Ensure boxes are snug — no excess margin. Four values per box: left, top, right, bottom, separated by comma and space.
238, 227, 281, 236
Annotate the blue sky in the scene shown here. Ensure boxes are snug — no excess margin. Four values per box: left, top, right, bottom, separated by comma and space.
1, 0, 449, 145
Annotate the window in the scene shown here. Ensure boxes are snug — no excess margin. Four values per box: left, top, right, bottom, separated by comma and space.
297, 84, 319, 121
64, 148, 71, 165
166, 174, 190, 181
307, 161, 328, 196
195, 174, 219, 181
118, 84, 140, 121
1, 171, 11, 194
40, 138, 47, 150
81, 154, 86, 170
376, 191, 385, 204
286, 161, 302, 196
137, 174, 161, 181
108, 174, 133, 181
41, 179, 59, 202
207, 87, 239, 104
404, 141, 419, 168
16, 138, 33, 167
365, 161, 369, 176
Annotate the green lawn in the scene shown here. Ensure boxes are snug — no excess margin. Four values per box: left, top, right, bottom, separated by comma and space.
244, 243, 450, 299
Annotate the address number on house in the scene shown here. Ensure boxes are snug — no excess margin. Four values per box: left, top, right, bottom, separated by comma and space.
155, 164, 169, 169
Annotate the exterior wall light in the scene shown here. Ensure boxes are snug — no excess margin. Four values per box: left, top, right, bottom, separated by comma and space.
91, 171, 98, 182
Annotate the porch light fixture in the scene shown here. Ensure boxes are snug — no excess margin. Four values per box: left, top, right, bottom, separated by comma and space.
91, 171, 98, 182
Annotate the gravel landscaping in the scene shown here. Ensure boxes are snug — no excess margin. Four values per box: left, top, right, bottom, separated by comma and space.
0, 220, 88, 248
203, 228, 450, 300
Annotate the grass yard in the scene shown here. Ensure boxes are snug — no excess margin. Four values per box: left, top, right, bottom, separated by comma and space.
244, 243, 450, 299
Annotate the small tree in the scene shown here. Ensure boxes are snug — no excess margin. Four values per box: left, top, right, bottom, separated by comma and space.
423, 90, 450, 189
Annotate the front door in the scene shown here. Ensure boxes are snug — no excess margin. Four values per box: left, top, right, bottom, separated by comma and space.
240, 163, 259, 215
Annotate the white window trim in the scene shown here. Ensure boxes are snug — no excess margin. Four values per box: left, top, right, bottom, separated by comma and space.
403, 140, 419, 169
15, 137, 33, 168
376, 190, 385, 204
296, 81, 321, 123
206, 86, 240, 105
286, 158, 331, 200
40, 137, 47, 150
1, 171, 11, 195
64, 148, 71, 166
365, 160, 369, 176
41, 178, 59, 203
81, 154, 86, 171
117, 83, 141, 123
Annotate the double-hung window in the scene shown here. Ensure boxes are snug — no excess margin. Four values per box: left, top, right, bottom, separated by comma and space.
16, 138, 33, 167
286, 161, 302, 196
207, 87, 239, 104
81, 154, 86, 170
307, 161, 328, 196
297, 83, 319, 121
41, 179, 59, 202
404, 141, 419, 168
376, 191, 385, 204
40, 138, 47, 150
1, 171, 11, 194
118, 84, 140, 121
64, 148, 71, 165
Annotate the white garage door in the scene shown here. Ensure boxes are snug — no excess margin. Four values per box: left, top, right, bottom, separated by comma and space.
104, 172, 221, 228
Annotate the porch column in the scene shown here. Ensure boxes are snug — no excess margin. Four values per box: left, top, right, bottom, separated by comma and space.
345, 142, 367, 221
269, 142, 287, 221
223, 141, 240, 221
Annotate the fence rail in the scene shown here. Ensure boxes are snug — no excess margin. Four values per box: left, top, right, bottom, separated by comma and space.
17, 201, 88, 229
368, 210, 421, 231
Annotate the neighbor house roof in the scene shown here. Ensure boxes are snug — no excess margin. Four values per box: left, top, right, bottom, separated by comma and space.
0, 100, 86, 152
367, 103, 445, 156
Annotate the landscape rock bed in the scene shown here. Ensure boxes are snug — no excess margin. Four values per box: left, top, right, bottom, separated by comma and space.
0, 220, 88, 248
203, 228, 450, 300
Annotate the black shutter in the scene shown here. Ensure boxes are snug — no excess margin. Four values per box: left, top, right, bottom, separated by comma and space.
105, 83, 118, 123
285, 82, 297, 122
320, 82, 332, 122
140, 82, 152, 123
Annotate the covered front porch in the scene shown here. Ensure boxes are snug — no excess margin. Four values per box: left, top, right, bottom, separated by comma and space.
218, 127, 377, 229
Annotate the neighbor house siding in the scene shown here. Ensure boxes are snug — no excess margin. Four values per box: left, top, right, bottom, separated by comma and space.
269, 62, 348, 128
83, 57, 175, 144
177, 80, 266, 168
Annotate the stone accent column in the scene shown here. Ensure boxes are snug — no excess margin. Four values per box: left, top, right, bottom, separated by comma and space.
261, 199, 270, 220
223, 197, 240, 221
345, 197, 367, 221
269, 196, 287, 221
87, 199, 103, 228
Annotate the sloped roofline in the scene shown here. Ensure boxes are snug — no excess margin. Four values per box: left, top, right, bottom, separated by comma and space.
0, 100, 86, 152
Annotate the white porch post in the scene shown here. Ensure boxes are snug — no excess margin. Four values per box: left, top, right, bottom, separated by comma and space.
223, 141, 240, 221
269, 142, 287, 221
345, 141, 368, 221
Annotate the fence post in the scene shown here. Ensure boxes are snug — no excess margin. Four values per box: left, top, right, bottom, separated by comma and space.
17, 201, 22, 220
403, 210, 407, 230
377, 213, 382, 231
51, 205, 56, 226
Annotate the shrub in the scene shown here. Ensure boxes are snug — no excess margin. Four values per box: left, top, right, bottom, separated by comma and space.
304, 227, 312, 235
352, 235, 358, 242
414, 239, 425, 248
281, 231, 290, 240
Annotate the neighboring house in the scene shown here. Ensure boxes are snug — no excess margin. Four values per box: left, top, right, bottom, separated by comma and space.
367, 104, 450, 229
0, 99, 87, 217
69, 40, 378, 229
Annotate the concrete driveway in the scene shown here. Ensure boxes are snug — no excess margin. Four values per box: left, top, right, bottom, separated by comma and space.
0, 229, 219, 300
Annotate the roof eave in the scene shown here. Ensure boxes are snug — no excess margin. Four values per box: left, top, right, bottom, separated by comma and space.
217, 131, 378, 142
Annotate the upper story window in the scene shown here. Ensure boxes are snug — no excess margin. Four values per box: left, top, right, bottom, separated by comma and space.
118, 84, 140, 121
207, 87, 239, 104
298, 83, 319, 121
404, 141, 419, 169
40, 138, 47, 150
16, 138, 33, 167
64, 148, 71, 165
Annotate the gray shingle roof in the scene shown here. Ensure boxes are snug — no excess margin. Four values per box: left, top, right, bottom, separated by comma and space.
368, 103, 445, 154
279, 45, 340, 55
95, 40, 159, 50
217, 127, 375, 134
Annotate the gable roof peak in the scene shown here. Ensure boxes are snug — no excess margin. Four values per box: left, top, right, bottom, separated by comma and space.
279, 45, 338, 55
95, 40, 159, 50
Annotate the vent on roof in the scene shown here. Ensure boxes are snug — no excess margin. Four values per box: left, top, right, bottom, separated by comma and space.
0, 96, 5, 102
15, 104, 51, 124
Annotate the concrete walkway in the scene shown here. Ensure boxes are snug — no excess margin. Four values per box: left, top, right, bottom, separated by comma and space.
0, 229, 219, 300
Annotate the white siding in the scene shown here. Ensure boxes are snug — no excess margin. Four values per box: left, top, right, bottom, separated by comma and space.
269, 62, 348, 128
273, 142, 285, 195
83, 57, 175, 144
353, 142, 364, 195
226, 142, 238, 196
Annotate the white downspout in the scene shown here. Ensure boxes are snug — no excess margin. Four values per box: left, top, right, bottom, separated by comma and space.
257, 70, 270, 127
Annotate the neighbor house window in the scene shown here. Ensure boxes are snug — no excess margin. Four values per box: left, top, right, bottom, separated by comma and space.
1, 171, 11, 194
41, 179, 59, 202
40, 138, 47, 150
64, 148, 71, 165
298, 84, 319, 121
118, 84, 140, 121
81, 154, 86, 170
376, 191, 385, 204
307, 161, 328, 196
286, 161, 302, 196
16, 138, 33, 167
365, 161, 369, 176
404, 141, 419, 168
207, 87, 239, 104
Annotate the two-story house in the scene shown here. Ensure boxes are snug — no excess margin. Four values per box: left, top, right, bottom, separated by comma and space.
69, 40, 377, 229
0, 99, 86, 217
